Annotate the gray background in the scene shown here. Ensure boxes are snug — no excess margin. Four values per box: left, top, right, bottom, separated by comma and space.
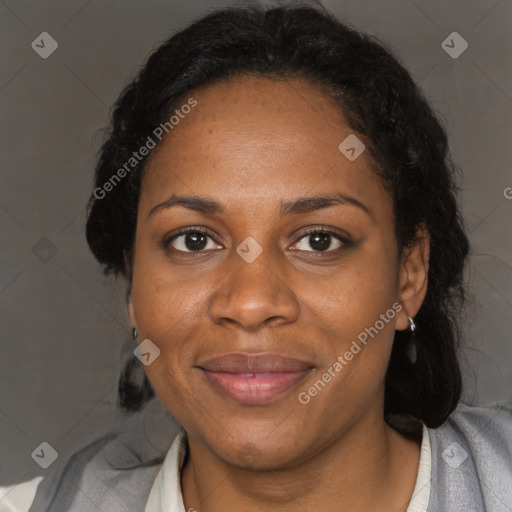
1, 0, 511, 487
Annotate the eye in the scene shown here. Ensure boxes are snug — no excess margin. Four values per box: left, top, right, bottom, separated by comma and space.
164, 226, 350, 254
291, 227, 347, 252
165, 227, 222, 253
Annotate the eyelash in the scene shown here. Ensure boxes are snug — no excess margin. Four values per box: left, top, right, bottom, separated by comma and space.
163, 226, 351, 255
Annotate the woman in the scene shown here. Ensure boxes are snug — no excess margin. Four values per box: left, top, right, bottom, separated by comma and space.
28, 3, 512, 511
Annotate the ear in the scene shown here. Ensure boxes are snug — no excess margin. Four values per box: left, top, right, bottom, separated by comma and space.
128, 288, 137, 329
395, 224, 430, 331
124, 250, 137, 328
123, 249, 134, 282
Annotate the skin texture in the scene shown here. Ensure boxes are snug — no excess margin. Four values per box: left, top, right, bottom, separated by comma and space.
128, 75, 430, 512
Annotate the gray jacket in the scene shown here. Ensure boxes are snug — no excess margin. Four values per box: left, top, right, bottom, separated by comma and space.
29, 399, 512, 511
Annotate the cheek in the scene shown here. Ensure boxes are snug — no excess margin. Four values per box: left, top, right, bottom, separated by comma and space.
131, 268, 199, 422
307, 250, 398, 332
132, 249, 200, 329
295, 261, 400, 424
298, 243, 400, 382
130, 263, 193, 380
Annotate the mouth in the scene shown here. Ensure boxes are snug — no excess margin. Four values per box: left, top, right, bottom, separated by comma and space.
197, 353, 315, 405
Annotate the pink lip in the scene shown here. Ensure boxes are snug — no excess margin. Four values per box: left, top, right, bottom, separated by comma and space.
201, 369, 312, 405
197, 353, 314, 405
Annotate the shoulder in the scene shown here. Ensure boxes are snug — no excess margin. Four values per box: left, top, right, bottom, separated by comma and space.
442, 401, 512, 456
451, 400, 512, 426
426, 401, 512, 511
29, 399, 181, 512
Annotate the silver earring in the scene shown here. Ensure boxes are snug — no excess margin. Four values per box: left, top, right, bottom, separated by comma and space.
132, 327, 138, 340
406, 316, 417, 364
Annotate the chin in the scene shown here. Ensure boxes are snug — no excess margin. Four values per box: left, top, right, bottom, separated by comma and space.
203, 420, 310, 471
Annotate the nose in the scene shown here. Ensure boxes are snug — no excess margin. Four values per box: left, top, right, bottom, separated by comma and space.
208, 247, 300, 331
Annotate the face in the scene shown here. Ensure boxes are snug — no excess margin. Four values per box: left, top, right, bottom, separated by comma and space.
128, 75, 428, 470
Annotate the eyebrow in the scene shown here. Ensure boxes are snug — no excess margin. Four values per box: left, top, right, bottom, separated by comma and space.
147, 192, 370, 219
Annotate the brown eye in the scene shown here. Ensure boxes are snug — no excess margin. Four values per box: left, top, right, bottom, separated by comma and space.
292, 228, 347, 252
165, 228, 222, 253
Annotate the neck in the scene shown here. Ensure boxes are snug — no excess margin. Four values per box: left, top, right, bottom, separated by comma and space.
181, 410, 422, 512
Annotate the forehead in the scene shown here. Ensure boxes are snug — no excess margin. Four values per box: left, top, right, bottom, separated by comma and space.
141, 75, 385, 213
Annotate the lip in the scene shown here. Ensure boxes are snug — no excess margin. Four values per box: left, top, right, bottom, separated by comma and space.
197, 353, 314, 405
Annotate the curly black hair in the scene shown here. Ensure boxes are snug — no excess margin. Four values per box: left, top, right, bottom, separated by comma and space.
85, 3, 470, 428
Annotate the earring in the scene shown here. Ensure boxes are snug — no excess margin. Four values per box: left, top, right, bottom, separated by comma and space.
406, 316, 417, 364
132, 327, 138, 340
